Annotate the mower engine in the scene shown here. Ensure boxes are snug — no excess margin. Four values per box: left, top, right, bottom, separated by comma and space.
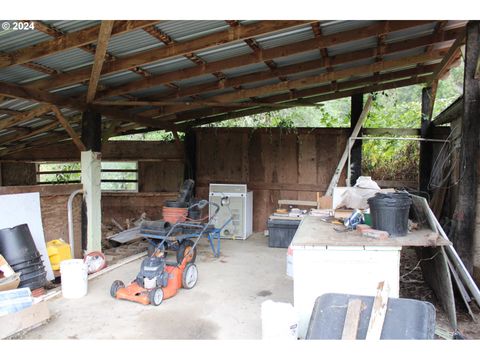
136, 257, 169, 290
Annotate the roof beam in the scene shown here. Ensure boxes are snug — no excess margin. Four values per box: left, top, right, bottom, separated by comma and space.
0, 104, 53, 131
0, 20, 159, 68
26, 20, 315, 92
141, 49, 447, 119
139, 27, 462, 104
95, 20, 435, 100
86, 21, 115, 103
136, 66, 436, 129
0, 120, 60, 146
427, 29, 466, 85
51, 106, 86, 151
176, 76, 430, 130
93, 99, 319, 108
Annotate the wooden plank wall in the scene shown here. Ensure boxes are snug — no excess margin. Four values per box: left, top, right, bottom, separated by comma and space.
0, 162, 37, 186
138, 161, 184, 192
195, 128, 349, 231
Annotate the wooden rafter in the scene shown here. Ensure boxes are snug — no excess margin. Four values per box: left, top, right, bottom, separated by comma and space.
140, 49, 447, 119
0, 21, 159, 68
134, 66, 436, 129
96, 21, 447, 100
86, 21, 115, 103
427, 29, 466, 85
26, 20, 315, 92
51, 106, 86, 151
0, 104, 52, 131
175, 76, 430, 130
93, 99, 321, 108
0, 120, 60, 146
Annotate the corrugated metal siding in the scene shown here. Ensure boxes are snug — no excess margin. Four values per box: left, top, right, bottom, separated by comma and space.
0, 27, 52, 52
41, 20, 101, 33
156, 21, 229, 42
195, 42, 252, 62
254, 26, 315, 49
0, 65, 48, 84
35, 47, 94, 72
142, 56, 196, 75
107, 29, 164, 57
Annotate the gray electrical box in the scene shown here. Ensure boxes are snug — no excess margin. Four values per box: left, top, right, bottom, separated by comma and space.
209, 184, 253, 240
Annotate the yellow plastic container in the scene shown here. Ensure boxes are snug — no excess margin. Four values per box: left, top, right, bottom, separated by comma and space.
47, 239, 72, 271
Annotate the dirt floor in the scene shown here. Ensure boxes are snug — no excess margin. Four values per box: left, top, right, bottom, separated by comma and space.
22, 234, 479, 340
24, 233, 293, 340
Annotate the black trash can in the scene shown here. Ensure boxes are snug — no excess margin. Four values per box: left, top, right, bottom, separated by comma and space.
367, 192, 412, 237
267, 218, 301, 248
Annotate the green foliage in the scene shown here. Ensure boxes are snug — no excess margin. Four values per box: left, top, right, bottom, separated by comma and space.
111, 130, 184, 142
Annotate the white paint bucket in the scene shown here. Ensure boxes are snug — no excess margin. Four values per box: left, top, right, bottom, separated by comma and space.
261, 300, 298, 340
60, 259, 88, 299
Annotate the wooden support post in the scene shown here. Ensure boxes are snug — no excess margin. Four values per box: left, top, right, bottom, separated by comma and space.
81, 150, 102, 253
350, 93, 363, 186
455, 21, 480, 272
183, 130, 196, 185
81, 110, 102, 152
419, 87, 434, 193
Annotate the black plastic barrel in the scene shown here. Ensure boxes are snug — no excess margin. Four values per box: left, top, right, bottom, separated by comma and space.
367, 192, 412, 237
0, 224, 47, 290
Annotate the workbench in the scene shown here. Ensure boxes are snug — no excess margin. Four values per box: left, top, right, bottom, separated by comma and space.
290, 215, 449, 338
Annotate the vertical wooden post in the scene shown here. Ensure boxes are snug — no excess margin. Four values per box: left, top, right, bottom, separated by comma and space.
80, 109, 103, 253
419, 87, 434, 193
456, 21, 480, 272
183, 130, 196, 185
350, 93, 363, 186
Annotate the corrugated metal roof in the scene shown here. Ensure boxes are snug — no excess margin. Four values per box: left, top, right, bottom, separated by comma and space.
240, 77, 280, 90
0, 26, 52, 52
385, 23, 436, 43
99, 70, 143, 87
107, 29, 164, 57
273, 50, 321, 67
382, 47, 425, 62
221, 62, 270, 77
332, 57, 375, 71
49, 83, 88, 97
327, 36, 378, 56
285, 67, 327, 81
128, 84, 171, 98
142, 56, 196, 75
195, 41, 252, 62
320, 20, 377, 35
34, 47, 94, 72
255, 25, 315, 49
42, 20, 101, 33
175, 73, 218, 88
156, 21, 229, 42
196, 87, 236, 99
0, 65, 48, 84
0, 98, 39, 112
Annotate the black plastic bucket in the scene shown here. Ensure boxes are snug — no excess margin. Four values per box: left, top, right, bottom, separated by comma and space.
0, 224, 47, 290
367, 192, 412, 237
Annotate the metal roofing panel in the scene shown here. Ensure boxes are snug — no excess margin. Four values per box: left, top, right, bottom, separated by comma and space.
286, 67, 327, 81
175, 73, 218, 87
128, 84, 171, 98
156, 21, 229, 42
327, 36, 378, 56
382, 47, 425, 61
42, 20, 101, 33
0, 65, 48, 84
107, 29, 164, 57
0, 26, 52, 52
332, 57, 375, 71
34, 47, 94, 72
254, 26, 315, 49
0, 98, 39, 112
273, 50, 321, 67
385, 23, 436, 43
142, 56, 196, 75
221, 62, 270, 77
195, 41, 252, 62
196, 87, 236, 99
99, 70, 143, 88
49, 83, 87, 97
240, 77, 280, 90
320, 20, 377, 36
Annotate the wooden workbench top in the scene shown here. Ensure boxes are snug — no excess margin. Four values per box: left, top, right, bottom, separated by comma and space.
290, 216, 450, 248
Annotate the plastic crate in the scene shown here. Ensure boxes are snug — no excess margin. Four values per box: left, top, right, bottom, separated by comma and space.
267, 218, 301, 248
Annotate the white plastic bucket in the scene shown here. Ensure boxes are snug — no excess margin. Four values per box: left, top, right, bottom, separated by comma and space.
261, 300, 298, 340
60, 259, 88, 299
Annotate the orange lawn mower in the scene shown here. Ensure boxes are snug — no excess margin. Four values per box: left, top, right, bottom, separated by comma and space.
110, 200, 220, 306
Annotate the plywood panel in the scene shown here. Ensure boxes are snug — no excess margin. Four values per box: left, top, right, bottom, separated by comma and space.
298, 133, 317, 185
1, 162, 36, 186
138, 161, 184, 192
